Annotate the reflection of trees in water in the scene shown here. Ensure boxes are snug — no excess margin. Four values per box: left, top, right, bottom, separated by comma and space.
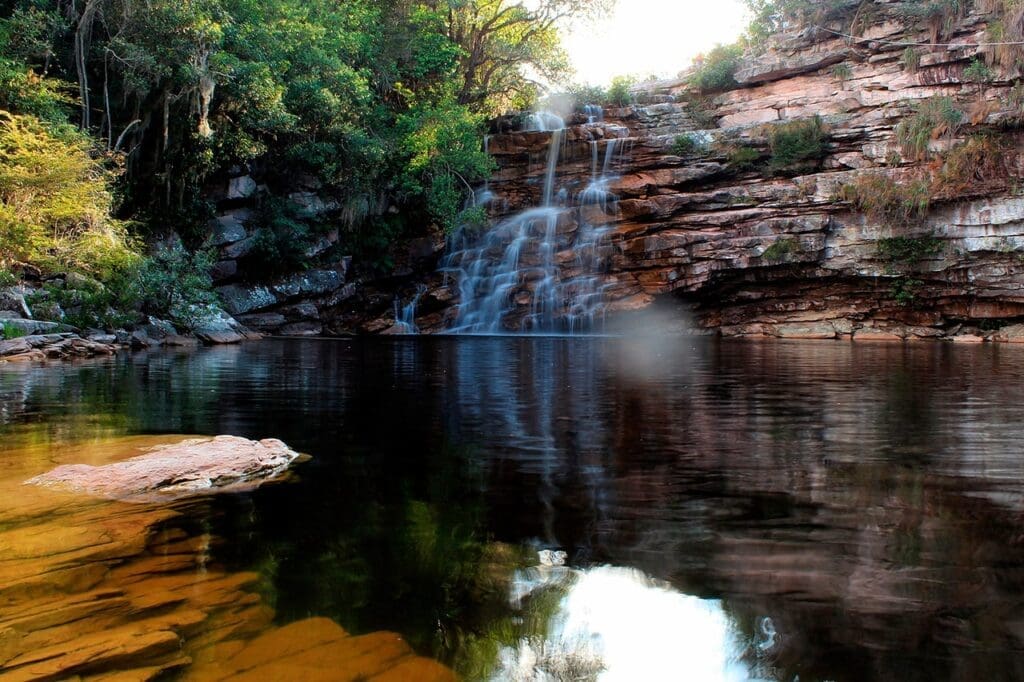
5, 340, 1024, 680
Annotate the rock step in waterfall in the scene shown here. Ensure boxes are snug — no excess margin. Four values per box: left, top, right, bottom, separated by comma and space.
426, 110, 629, 335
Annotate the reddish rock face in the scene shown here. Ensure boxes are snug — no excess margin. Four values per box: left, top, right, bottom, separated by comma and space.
396, 5, 1024, 340
25, 435, 303, 502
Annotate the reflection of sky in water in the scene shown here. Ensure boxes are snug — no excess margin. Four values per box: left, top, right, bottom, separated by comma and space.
501, 564, 758, 681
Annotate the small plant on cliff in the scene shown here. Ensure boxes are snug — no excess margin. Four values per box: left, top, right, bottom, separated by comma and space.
895, 96, 963, 161
762, 238, 800, 262
831, 63, 853, 82
606, 76, 636, 106
1, 321, 27, 340
682, 93, 720, 128
724, 144, 764, 171
840, 174, 931, 226
671, 134, 708, 156
455, 205, 489, 234
900, 47, 922, 74
891, 277, 925, 306
878, 236, 943, 265
691, 43, 744, 94
768, 116, 828, 171
898, 0, 966, 44
245, 197, 315, 279
963, 58, 995, 84
934, 135, 1012, 195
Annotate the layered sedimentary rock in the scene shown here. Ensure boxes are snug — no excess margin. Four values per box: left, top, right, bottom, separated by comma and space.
380, 2, 1024, 339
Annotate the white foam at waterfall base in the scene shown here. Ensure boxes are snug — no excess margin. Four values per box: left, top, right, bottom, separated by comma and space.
495, 565, 758, 681
442, 112, 623, 335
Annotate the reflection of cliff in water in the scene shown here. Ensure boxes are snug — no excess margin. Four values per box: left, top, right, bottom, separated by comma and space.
3, 340, 1024, 680
438, 339, 1024, 681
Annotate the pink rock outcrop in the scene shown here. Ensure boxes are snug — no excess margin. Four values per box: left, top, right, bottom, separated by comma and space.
361, 2, 1024, 340
25, 435, 303, 501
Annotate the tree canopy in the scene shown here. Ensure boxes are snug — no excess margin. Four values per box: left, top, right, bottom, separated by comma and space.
0, 0, 607, 269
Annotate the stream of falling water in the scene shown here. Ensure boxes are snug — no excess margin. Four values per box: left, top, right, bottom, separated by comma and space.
439, 111, 623, 335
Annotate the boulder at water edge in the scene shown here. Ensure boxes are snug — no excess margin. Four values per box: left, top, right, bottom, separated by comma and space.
25, 435, 304, 501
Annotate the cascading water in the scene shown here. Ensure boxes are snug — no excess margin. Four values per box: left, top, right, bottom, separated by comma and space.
393, 285, 426, 334
441, 111, 624, 335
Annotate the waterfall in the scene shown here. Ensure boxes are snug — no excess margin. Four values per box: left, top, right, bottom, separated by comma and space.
441, 110, 623, 335
393, 285, 426, 335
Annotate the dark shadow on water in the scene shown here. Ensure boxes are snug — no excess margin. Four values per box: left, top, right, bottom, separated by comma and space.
4, 338, 1024, 680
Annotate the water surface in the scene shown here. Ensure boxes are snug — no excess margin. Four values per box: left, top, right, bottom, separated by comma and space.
3, 337, 1024, 681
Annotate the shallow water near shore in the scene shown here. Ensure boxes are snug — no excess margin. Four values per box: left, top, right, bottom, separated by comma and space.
3, 337, 1024, 681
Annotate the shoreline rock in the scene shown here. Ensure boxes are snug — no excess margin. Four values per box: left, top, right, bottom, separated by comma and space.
25, 436, 305, 502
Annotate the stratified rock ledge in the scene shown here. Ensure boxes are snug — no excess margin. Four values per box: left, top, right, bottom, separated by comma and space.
24, 435, 303, 502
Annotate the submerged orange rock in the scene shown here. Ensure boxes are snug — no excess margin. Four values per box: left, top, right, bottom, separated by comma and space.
0, 435, 459, 681
24, 435, 303, 502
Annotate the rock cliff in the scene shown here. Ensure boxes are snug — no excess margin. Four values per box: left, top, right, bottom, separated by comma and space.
370, 0, 1024, 340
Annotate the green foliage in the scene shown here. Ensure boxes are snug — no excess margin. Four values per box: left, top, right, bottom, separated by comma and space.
963, 58, 994, 84
682, 94, 719, 128
0, 111, 140, 280
244, 198, 313, 279
725, 144, 764, 171
878, 237, 943, 264
895, 96, 963, 161
0, 268, 16, 287
691, 44, 744, 94
901, 47, 922, 73
1, 321, 27, 340
456, 205, 489, 233
762, 238, 800, 262
396, 99, 495, 232
743, 0, 859, 42
898, 0, 966, 43
891, 277, 924, 306
606, 76, 635, 106
671, 133, 707, 156
768, 115, 828, 171
134, 246, 218, 326
840, 174, 931, 226
832, 63, 853, 81
565, 83, 608, 109
0, 0, 601, 260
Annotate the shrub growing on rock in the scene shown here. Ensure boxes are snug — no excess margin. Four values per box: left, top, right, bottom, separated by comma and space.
691, 44, 744, 94
762, 238, 800, 262
671, 134, 707, 156
895, 96, 963, 161
606, 76, 636, 106
724, 144, 764, 171
963, 58, 994, 84
134, 246, 219, 327
935, 135, 1012, 195
900, 47, 922, 73
840, 173, 931, 226
768, 115, 828, 171
877, 236, 943, 264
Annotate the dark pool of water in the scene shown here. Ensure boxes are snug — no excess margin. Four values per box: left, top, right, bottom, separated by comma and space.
3, 337, 1024, 681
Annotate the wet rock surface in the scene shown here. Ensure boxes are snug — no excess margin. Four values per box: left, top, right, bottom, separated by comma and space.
0, 436, 457, 681
0, 333, 118, 363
